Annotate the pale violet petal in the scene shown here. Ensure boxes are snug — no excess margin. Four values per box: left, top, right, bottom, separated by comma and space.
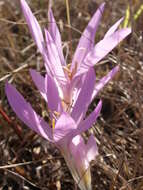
71, 3, 105, 71
20, 0, 44, 54
48, 9, 65, 65
45, 74, 62, 113
86, 135, 98, 162
45, 29, 68, 86
76, 28, 131, 76
71, 68, 96, 125
54, 112, 76, 142
30, 69, 47, 102
5, 83, 53, 141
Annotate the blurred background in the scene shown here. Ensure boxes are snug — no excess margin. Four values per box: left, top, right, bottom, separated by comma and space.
0, 0, 143, 189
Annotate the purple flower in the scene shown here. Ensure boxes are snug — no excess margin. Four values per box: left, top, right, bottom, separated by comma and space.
5, 77, 102, 190
20, 0, 131, 113
6, 64, 102, 190
5, 1, 131, 189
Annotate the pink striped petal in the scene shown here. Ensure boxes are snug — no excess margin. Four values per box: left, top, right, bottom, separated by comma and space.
45, 29, 67, 86
68, 135, 92, 189
58, 101, 101, 141
71, 3, 105, 71
45, 74, 62, 113
20, 0, 44, 54
48, 9, 65, 65
5, 83, 53, 141
70, 74, 86, 109
76, 28, 131, 76
30, 69, 47, 102
71, 68, 96, 125
69, 135, 86, 163
86, 135, 98, 162
54, 112, 76, 142
69, 135, 98, 166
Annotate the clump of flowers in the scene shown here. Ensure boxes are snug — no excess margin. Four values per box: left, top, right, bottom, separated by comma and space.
5, 0, 131, 189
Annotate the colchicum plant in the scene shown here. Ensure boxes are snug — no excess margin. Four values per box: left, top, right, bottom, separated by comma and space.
5, 0, 131, 189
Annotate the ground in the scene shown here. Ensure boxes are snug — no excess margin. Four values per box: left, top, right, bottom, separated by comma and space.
0, 0, 143, 190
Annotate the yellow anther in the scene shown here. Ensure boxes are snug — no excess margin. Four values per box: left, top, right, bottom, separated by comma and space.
53, 111, 60, 117
63, 66, 71, 74
63, 65, 73, 80
52, 118, 55, 129
67, 63, 71, 69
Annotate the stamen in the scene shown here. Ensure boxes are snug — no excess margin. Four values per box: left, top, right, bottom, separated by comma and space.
48, 110, 60, 129
52, 118, 55, 129
67, 63, 71, 69
63, 66, 71, 74
63, 66, 72, 80
53, 111, 60, 117
71, 61, 78, 77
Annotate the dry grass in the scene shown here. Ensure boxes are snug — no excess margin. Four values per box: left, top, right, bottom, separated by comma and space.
0, 0, 143, 189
